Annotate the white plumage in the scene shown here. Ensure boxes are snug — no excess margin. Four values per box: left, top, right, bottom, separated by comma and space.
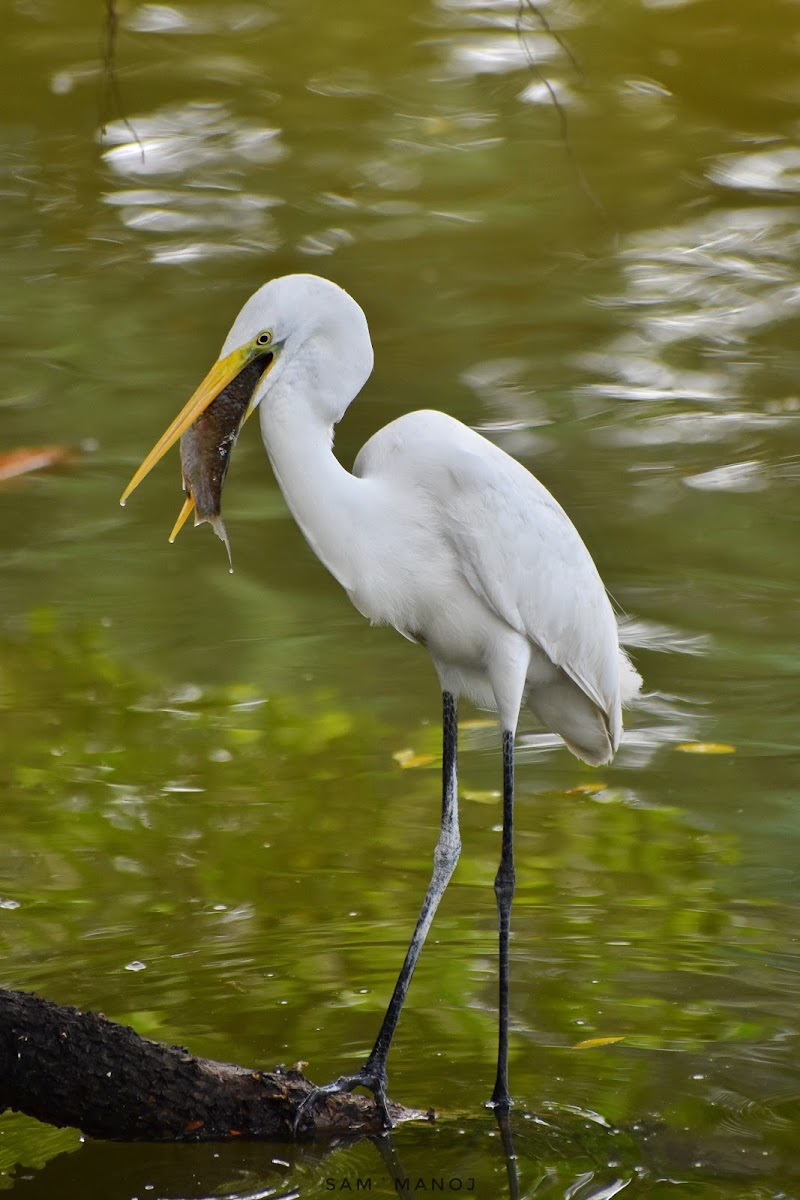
121, 271, 641, 1123
228, 273, 640, 764
352, 407, 640, 763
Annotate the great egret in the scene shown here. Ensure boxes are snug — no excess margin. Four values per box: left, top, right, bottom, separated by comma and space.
121, 273, 641, 1127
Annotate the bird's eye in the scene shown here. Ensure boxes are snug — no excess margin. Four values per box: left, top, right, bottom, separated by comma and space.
256, 330, 273, 347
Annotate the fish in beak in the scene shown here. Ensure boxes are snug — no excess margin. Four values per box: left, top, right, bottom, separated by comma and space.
120, 346, 274, 567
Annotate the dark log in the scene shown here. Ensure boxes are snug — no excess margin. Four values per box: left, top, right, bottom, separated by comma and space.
0, 988, 425, 1141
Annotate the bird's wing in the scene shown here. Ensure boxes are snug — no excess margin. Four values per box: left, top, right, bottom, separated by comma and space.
435, 433, 624, 720
354, 410, 632, 726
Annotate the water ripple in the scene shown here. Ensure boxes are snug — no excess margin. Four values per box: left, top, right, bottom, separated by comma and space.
126, 2, 273, 35
581, 206, 800, 408
101, 102, 284, 176
101, 103, 283, 262
683, 459, 768, 493
600, 410, 788, 448
709, 144, 800, 195
446, 32, 558, 78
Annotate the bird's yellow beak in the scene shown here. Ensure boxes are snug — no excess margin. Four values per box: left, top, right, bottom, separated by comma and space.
119, 344, 255, 508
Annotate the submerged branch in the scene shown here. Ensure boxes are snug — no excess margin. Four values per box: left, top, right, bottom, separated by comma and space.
0, 988, 420, 1141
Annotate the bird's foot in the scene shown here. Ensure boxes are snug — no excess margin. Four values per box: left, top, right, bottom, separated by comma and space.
294, 1068, 392, 1136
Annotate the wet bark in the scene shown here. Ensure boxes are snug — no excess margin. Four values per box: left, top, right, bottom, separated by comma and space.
0, 988, 418, 1141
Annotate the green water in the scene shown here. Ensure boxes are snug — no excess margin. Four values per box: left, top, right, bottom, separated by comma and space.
2, 0, 800, 1196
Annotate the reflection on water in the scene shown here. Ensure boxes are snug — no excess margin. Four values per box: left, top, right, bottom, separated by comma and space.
126, 3, 274, 36
709, 146, 800, 195
683, 459, 768, 493
2, 0, 800, 1197
101, 103, 283, 263
445, 32, 559, 80
101, 104, 284, 177
580, 207, 800, 404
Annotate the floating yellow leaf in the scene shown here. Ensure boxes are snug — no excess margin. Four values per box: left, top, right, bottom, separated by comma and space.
462, 789, 501, 804
572, 1036, 626, 1050
676, 742, 735, 755
565, 782, 607, 796
392, 749, 437, 769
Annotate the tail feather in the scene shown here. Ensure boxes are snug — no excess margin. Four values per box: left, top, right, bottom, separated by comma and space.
528, 675, 614, 766
528, 649, 641, 767
619, 648, 643, 704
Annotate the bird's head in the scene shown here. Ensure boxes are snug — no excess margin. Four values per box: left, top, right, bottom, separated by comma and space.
119, 273, 374, 556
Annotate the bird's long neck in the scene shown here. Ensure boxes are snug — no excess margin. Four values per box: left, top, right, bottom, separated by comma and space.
259, 389, 367, 593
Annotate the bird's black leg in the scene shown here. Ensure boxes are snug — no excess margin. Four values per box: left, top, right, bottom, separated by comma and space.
494, 1104, 520, 1200
490, 729, 516, 1113
295, 691, 461, 1133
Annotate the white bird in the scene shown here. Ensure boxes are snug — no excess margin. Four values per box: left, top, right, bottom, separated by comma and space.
121, 273, 641, 1128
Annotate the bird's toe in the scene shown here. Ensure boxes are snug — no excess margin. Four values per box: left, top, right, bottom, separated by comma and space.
293, 1070, 394, 1136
